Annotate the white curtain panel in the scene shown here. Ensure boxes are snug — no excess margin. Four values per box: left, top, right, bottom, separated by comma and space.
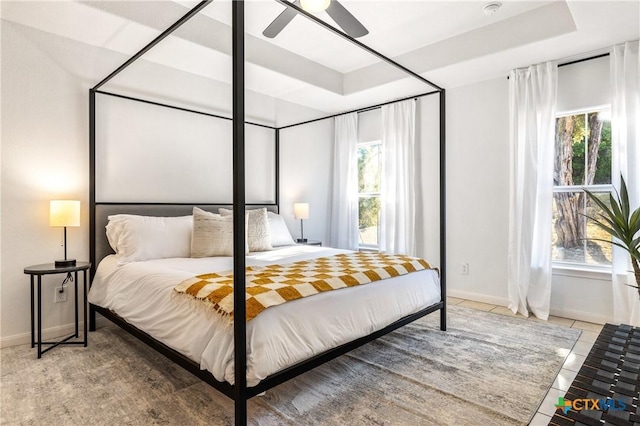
611, 40, 640, 325
507, 62, 558, 320
329, 113, 359, 250
380, 100, 416, 255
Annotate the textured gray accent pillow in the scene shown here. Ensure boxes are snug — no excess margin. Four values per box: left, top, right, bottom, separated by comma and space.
219, 208, 272, 252
191, 207, 248, 257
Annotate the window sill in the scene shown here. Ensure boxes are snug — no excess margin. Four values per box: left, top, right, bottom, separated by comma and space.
552, 263, 611, 281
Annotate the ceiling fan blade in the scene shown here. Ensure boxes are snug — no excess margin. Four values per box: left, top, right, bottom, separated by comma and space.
263, 0, 300, 38
326, 0, 369, 38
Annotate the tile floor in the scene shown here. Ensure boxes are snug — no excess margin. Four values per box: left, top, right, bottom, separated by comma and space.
447, 296, 602, 426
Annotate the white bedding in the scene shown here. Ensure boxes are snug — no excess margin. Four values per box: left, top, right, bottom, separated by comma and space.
88, 245, 441, 387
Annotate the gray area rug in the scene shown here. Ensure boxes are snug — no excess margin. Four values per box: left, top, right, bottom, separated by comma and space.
0, 305, 580, 425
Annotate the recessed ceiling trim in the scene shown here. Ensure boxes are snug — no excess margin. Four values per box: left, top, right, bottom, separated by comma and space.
273, 0, 442, 91
344, 0, 577, 95
94, 0, 210, 90
83, 0, 344, 95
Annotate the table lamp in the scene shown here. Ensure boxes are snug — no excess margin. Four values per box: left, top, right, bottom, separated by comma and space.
50, 200, 80, 267
294, 202, 309, 243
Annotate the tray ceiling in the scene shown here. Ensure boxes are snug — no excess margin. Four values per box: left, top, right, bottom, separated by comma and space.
2, 0, 638, 120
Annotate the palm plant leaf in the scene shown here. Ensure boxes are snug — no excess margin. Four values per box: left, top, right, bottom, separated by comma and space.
609, 192, 622, 218
583, 175, 640, 263
597, 212, 628, 239
589, 238, 640, 257
631, 208, 640, 235
621, 175, 631, 218
585, 214, 621, 239
584, 188, 618, 223
585, 203, 627, 240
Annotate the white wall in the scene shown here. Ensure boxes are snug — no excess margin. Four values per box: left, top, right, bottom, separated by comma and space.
0, 19, 320, 346
0, 4, 4, 341
281, 74, 612, 322
2, 20, 94, 346
444, 60, 614, 324
1, 14, 617, 347
415, 95, 442, 265
95, 94, 276, 204
354, 98, 441, 264
279, 120, 334, 243
446, 77, 511, 305
279, 95, 442, 266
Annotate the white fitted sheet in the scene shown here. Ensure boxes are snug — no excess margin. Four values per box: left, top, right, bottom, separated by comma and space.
88, 245, 441, 387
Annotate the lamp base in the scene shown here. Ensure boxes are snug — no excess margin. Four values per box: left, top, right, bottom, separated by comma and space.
296, 238, 308, 243
55, 259, 76, 268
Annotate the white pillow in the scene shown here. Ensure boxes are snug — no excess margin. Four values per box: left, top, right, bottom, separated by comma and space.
219, 208, 272, 252
267, 212, 296, 247
105, 214, 193, 264
191, 207, 248, 257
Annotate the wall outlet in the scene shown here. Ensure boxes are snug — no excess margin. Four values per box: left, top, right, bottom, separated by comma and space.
54, 286, 67, 303
461, 263, 470, 275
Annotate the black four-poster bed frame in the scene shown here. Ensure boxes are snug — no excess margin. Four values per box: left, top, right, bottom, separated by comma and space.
88, 1, 447, 424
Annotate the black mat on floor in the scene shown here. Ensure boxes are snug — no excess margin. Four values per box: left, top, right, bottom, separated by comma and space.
550, 324, 640, 426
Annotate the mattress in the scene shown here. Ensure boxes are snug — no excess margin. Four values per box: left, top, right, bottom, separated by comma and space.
88, 245, 441, 387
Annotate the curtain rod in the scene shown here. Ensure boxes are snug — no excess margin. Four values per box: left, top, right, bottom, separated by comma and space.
278, 89, 440, 130
507, 52, 611, 79
558, 52, 609, 68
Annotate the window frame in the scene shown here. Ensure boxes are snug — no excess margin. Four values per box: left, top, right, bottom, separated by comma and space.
357, 139, 382, 250
552, 106, 613, 272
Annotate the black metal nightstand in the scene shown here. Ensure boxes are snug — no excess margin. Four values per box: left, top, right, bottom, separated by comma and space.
23, 262, 91, 358
296, 240, 322, 246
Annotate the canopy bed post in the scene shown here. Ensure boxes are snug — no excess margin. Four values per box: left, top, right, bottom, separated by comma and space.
87, 1, 447, 424
231, 1, 248, 424
89, 88, 96, 331
275, 128, 280, 207
439, 89, 446, 331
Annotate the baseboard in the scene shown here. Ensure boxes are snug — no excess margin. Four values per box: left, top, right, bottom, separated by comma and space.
0, 317, 111, 348
448, 289, 510, 307
449, 289, 611, 325
549, 307, 610, 325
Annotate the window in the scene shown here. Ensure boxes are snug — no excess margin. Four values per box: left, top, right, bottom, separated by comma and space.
358, 141, 381, 249
552, 108, 612, 267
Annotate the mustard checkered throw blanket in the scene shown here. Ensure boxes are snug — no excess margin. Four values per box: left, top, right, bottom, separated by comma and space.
174, 252, 432, 321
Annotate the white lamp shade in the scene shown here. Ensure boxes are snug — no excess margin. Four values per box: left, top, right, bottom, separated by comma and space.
294, 203, 310, 220
49, 200, 81, 227
301, 0, 330, 13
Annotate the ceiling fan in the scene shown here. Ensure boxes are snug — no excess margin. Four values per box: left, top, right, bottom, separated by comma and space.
263, 0, 369, 39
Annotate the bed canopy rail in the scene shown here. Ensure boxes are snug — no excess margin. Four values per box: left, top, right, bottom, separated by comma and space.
278, 88, 442, 130
89, 1, 446, 424
92, 0, 213, 91
93, 90, 278, 130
